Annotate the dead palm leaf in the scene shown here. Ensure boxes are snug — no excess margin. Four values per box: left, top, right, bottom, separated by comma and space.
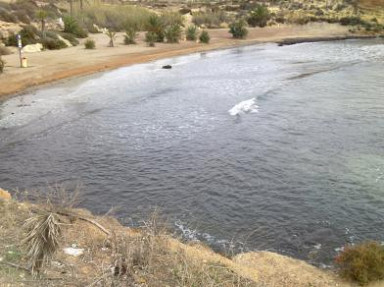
22, 212, 61, 274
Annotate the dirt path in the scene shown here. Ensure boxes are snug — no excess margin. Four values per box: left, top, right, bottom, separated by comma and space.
0, 23, 352, 100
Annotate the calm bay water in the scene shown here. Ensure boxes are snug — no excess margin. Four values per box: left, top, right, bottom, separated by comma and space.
0, 39, 383, 265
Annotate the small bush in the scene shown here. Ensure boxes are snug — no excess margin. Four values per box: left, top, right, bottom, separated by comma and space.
229, 19, 248, 39
165, 24, 182, 43
124, 27, 137, 45
145, 31, 157, 47
199, 30, 210, 44
0, 56, 5, 74
247, 4, 270, 27
335, 241, 384, 286
63, 16, 88, 38
41, 37, 67, 50
186, 25, 197, 41
84, 38, 95, 49
146, 14, 165, 42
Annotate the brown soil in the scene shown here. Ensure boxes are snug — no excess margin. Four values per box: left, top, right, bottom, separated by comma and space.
0, 23, 352, 101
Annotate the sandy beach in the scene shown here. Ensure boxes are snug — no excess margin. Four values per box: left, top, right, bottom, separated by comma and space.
0, 23, 353, 100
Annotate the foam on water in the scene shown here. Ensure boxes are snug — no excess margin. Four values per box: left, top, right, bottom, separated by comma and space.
228, 98, 259, 116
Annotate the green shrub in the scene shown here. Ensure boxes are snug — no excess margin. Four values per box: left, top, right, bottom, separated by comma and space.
339, 16, 365, 26
84, 38, 95, 49
41, 37, 67, 50
0, 56, 5, 74
186, 25, 197, 41
229, 19, 248, 39
63, 16, 88, 38
335, 241, 384, 286
59, 32, 80, 46
146, 14, 165, 42
247, 4, 270, 27
7, 25, 39, 47
124, 27, 137, 45
6, 33, 17, 46
199, 30, 210, 44
145, 31, 157, 47
165, 24, 182, 43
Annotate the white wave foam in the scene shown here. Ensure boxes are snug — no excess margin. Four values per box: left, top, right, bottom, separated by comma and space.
359, 44, 384, 60
228, 98, 259, 116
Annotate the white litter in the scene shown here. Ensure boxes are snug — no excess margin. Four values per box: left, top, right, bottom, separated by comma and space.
63, 247, 84, 257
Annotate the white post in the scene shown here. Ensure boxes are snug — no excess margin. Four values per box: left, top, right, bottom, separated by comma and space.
17, 34, 22, 68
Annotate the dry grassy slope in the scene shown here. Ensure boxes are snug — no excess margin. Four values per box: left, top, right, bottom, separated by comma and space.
359, 0, 384, 8
0, 194, 373, 287
359, 0, 384, 21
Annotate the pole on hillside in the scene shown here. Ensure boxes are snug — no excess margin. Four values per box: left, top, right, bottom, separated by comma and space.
17, 34, 22, 68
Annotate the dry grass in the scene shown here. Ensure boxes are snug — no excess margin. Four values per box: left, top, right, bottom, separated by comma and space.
0, 188, 363, 287
0, 194, 263, 287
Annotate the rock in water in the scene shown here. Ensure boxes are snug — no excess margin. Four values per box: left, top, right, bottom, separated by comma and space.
162, 65, 172, 69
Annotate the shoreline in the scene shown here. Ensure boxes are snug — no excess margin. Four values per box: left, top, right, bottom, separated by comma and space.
0, 23, 374, 102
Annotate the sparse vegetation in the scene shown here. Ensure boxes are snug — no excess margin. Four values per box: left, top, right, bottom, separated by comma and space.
161, 11, 184, 28
199, 30, 210, 43
5, 26, 68, 50
335, 241, 384, 286
78, 4, 153, 32
186, 25, 198, 41
192, 11, 229, 28
229, 19, 248, 39
84, 38, 96, 49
